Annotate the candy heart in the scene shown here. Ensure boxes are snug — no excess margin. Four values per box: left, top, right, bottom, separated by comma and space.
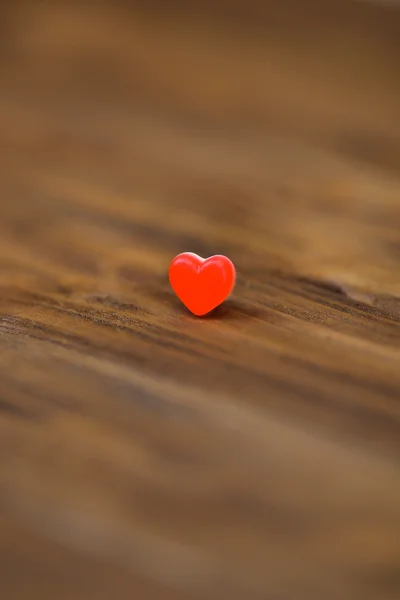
169, 253, 236, 316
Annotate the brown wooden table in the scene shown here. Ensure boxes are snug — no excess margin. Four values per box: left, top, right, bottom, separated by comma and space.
0, 2, 399, 599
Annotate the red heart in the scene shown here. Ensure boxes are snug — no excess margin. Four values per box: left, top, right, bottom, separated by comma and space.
169, 253, 236, 316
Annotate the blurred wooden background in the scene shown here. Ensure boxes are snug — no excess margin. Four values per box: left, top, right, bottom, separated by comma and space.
0, 1, 399, 599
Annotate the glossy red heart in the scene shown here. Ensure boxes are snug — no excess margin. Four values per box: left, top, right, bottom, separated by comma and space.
169, 253, 236, 316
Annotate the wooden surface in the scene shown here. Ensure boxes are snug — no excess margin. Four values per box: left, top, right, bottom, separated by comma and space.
0, 2, 400, 599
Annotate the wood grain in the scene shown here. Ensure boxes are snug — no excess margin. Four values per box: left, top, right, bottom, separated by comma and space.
0, 1, 400, 599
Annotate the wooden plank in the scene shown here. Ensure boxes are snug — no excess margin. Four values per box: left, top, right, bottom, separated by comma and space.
0, 2, 399, 599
